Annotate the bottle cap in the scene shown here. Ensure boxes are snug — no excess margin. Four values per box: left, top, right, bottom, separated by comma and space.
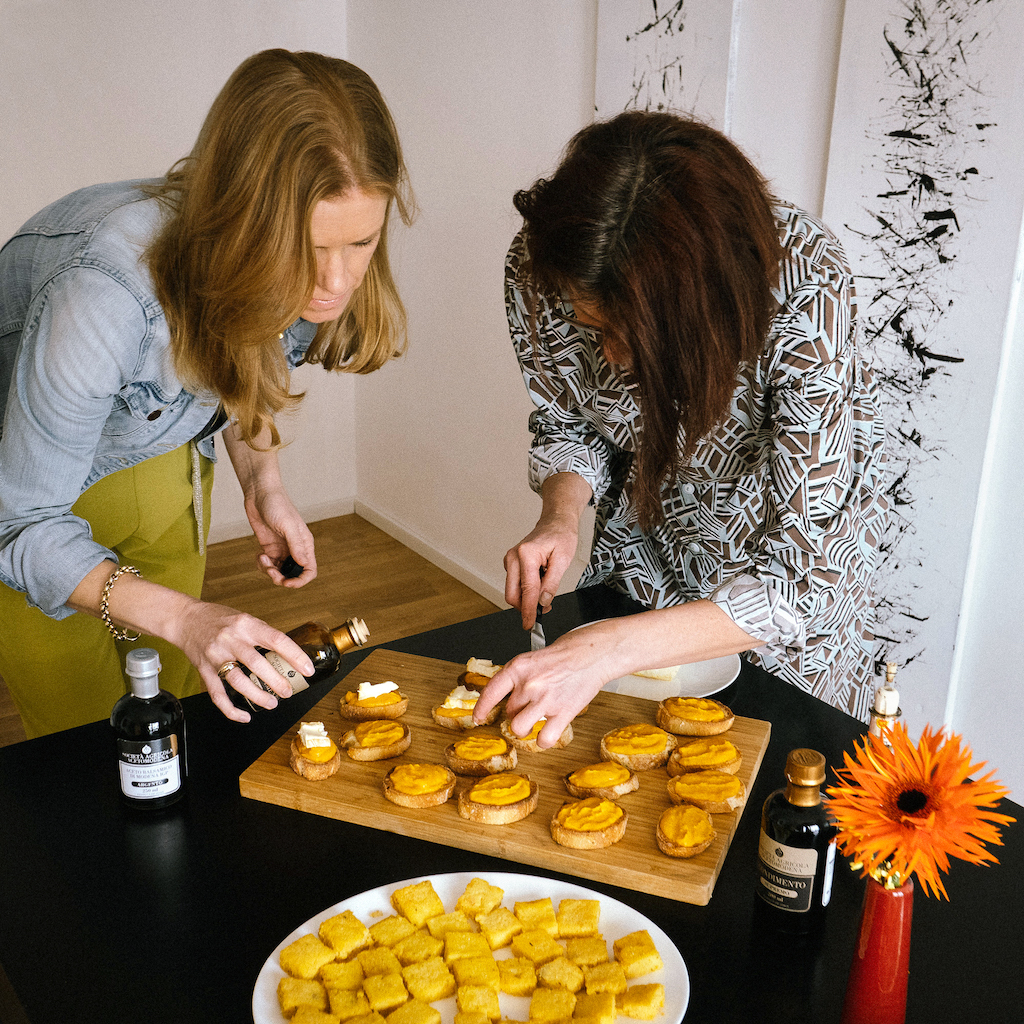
784, 748, 826, 787
344, 618, 369, 646
126, 648, 161, 698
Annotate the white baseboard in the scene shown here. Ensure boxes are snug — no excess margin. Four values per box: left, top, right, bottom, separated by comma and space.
354, 499, 508, 609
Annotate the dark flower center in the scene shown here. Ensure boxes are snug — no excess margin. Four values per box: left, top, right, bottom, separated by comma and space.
897, 788, 929, 815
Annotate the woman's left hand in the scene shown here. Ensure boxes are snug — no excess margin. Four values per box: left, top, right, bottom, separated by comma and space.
245, 485, 317, 588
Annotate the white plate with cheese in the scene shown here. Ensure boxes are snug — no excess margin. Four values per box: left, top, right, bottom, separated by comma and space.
253, 870, 689, 1024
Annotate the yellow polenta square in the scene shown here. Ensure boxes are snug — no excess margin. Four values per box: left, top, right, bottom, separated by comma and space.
612, 931, 663, 979
385, 999, 442, 1024
328, 988, 371, 1020
456, 985, 501, 1020
455, 1013, 491, 1024
573, 992, 616, 1024
564, 937, 608, 967
393, 930, 444, 967
582, 962, 627, 996
498, 956, 537, 997
292, 1008, 345, 1024
536, 956, 584, 993
529, 987, 576, 1022
556, 900, 600, 939
278, 976, 328, 1015
426, 911, 476, 939
514, 899, 558, 936
358, 948, 403, 978
476, 907, 522, 950
456, 878, 505, 917
616, 983, 665, 1020
402, 956, 456, 1002
444, 931, 492, 962
281, 934, 338, 979
363, 972, 409, 1013
452, 955, 500, 991
510, 929, 564, 966
347, 1014, 387, 1024
391, 881, 445, 928
321, 960, 365, 991
371, 915, 419, 948
320, 911, 372, 959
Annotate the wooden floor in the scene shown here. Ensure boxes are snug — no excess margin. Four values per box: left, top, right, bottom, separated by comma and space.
0, 514, 499, 747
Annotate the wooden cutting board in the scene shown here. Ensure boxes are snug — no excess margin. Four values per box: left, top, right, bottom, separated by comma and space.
240, 648, 771, 905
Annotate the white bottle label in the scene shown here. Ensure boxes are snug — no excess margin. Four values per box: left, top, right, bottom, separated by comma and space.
117, 734, 181, 800
757, 829, 819, 913
248, 651, 309, 694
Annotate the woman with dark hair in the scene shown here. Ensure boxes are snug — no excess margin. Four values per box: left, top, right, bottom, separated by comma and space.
0, 49, 413, 736
475, 110, 887, 746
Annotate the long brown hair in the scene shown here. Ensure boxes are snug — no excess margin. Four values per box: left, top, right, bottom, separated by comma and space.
146, 49, 414, 446
513, 110, 783, 528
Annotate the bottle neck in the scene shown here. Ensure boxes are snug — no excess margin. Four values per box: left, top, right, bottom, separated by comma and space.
329, 619, 368, 654
785, 782, 822, 807
130, 675, 160, 699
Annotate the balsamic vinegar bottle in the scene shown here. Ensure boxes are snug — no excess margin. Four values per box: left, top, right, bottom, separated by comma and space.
111, 648, 186, 810
755, 748, 837, 933
243, 617, 369, 699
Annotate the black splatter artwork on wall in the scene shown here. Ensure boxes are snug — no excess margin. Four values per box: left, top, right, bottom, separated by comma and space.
624, 1, 690, 112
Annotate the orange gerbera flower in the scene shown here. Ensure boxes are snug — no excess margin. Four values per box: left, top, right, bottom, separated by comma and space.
825, 723, 1015, 899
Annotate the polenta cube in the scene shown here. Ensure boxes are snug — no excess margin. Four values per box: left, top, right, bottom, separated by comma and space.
320, 910, 372, 958
497, 956, 537, 997
347, 1013, 387, 1024
476, 907, 522, 950
363, 972, 409, 1013
556, 900, 601, 938
444, 931, 492, 962
391, 881, 445, 928
564, 937, 608, 967
358, 947, 403, 978
321, 960, 366, 991
612, 931, 663, 979
455, 1013, 491, 1024
536, 956, 584, 993
402, 956, 456, 1002
529, 987, 576, 1023
371, 915, 419, 948
281, 934, 339, 979
510, 929, 564, 966
328, 988, 371, 1021
393, 930, 444, 967
573, 992, 617, 1024
456, 985, 501, 1020
385, 999, 442, 1024
292, 1008, 344, 1024
426, 911, 476, 939
616, 983, 665, 1020
582, 962, 627, 996
514, 899, 558, 936
278, 976, 329, 1016
456, 878, 505, 917
452, 955, 500, 991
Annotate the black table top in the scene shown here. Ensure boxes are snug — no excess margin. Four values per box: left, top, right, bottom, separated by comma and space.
0, 586, 1020, 1024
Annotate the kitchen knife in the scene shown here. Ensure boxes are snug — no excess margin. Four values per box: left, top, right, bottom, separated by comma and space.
530, 604, 546, 650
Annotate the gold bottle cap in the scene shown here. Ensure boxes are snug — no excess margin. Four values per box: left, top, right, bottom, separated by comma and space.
784, 748, 826, 788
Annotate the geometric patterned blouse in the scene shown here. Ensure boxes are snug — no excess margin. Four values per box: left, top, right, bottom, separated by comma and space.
505, 204, 889, 722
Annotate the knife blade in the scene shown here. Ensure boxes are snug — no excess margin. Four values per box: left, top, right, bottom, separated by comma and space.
530, 604, 546, 650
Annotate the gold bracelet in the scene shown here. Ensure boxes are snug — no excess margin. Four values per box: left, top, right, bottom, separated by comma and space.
100, 564, 143, 641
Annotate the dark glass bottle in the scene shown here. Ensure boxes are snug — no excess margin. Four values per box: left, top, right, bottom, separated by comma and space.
111, 648, 186, 810
243, 617, 369, 700
755, 748, 837, 933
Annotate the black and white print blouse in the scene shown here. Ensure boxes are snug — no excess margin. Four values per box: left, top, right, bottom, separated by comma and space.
505, 204, 888, 721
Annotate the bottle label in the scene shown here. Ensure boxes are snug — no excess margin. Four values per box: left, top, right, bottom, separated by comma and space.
117, 734, 181, 800
248, 651, 309, 695
757, 829, 818, 913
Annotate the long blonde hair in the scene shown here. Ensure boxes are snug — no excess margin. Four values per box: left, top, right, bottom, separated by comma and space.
146, 49, 414, 446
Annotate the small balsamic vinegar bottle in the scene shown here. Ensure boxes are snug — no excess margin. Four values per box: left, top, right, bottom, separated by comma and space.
755, 748, 837, 933
111, 648, 186, 810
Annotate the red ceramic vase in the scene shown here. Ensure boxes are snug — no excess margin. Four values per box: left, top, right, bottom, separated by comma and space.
841, 876, 914, 1024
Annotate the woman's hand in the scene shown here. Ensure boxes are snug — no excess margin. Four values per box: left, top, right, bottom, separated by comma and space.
245, 485, 317, 588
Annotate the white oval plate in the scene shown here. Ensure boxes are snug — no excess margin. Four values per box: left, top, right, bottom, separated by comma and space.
253, 870, 689, 1024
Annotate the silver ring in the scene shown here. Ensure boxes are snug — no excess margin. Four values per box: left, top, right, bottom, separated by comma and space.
217, 660, 240, 681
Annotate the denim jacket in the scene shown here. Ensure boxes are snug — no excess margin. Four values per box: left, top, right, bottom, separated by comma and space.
0, 180, 316, 619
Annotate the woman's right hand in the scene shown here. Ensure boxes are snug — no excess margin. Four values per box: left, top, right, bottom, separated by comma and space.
504, 513, 580, 629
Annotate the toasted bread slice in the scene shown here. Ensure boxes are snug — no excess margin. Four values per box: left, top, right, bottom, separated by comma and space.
550, 798, 627, 849
444, 736, 518, 776
288, 739, 342, 780
666, 769, 746, 813
655, 804, 716, 858
339, 691, 410, 721
598, 725, 676, 771
499, 717, 573, 752
382, 763, 457, 808
656, 696, 734, 736
666, 736, 742, 776
563, 762, 640, 800
457, 773, 539, 824
341, 721, 412, 761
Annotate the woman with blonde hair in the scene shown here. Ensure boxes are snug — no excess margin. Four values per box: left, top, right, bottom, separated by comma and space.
0, 49, 413, 736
